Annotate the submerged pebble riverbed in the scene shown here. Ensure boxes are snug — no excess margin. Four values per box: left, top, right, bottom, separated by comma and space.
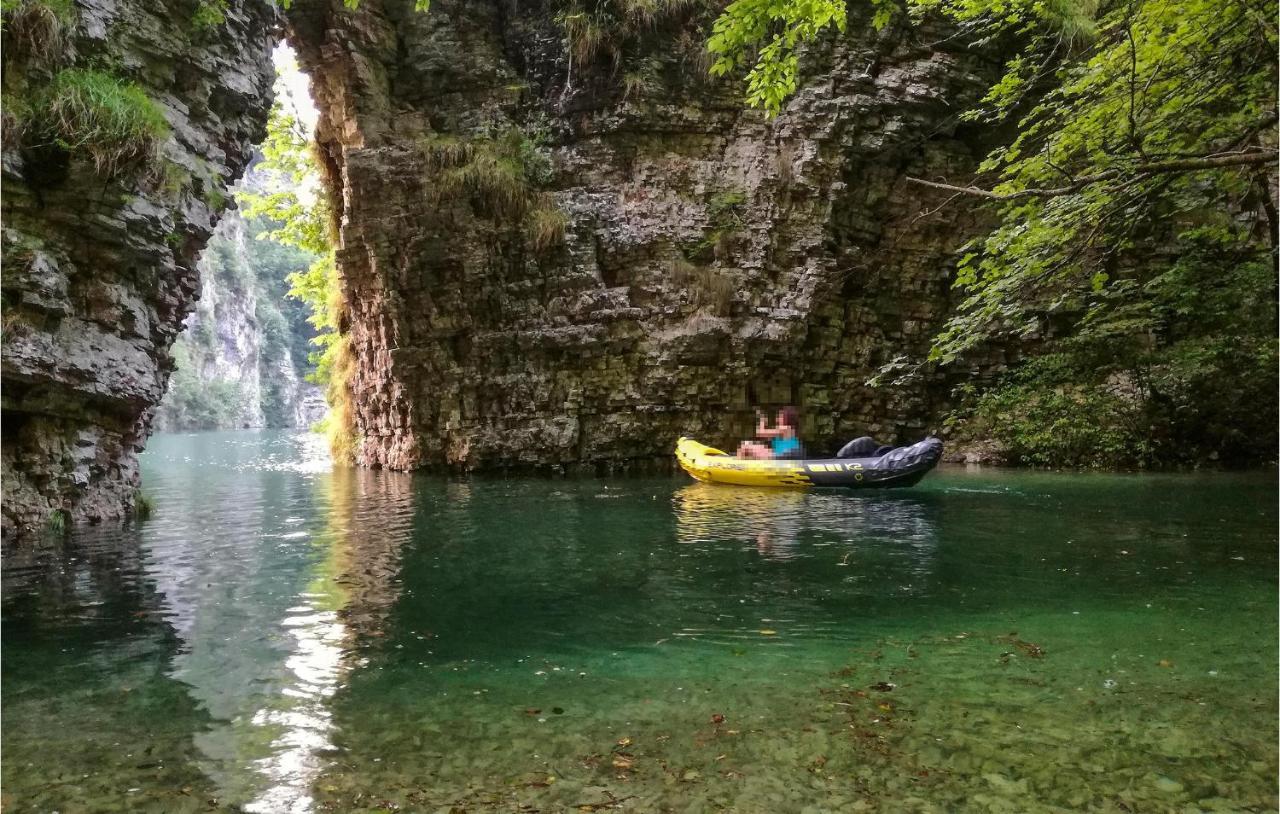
2, 431, 1276, 813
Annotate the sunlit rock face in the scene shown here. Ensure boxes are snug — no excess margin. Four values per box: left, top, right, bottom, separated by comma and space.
1, 0, 277, 535
288, 0, 1009, 471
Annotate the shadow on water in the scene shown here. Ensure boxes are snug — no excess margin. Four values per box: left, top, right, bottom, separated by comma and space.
2, 526, 221, 813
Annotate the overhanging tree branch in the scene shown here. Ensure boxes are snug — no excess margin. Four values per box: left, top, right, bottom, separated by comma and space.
906, 150, 1279, 201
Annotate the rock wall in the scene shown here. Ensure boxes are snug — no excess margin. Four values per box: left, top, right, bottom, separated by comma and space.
154, 208, 327, 432
287, 0, 1008, 471
186, 213, 268, 429
0, 0, 1012, 535
1, 0, 277, 535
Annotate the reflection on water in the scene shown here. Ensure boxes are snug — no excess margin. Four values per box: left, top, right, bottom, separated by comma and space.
2, 525, 219, 812
242, 468, 415, 814
2, 431, 1277, 813
675, 483, 937, 574
1, 432, 419, 813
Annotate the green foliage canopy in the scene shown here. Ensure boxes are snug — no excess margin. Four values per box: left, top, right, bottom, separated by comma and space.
718, 0, 1275, 363
237, 103, 332, 257
915, 0, 1278, 366
711, 0, 1276, 465
947, 226, 1278, 466
238, 106, 342, 380
235, 91, 354, 460
707, 0, 857, 115
235, 99, 339, 379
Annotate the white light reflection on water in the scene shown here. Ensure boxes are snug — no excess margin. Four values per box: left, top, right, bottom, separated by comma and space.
241, 464, 414, 814
132, 430, 351, 813
232, 431, 333, 475
244, 592, 346, 814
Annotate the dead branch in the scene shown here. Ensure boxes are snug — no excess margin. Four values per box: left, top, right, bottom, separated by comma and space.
906, 150, 1279, 201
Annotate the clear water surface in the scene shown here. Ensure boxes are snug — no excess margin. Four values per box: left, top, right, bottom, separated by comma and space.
2, 430, 1276, 813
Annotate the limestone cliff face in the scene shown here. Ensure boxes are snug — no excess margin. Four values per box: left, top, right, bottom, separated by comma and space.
288, 0, 1006, 470
1, 0, 277, 535
154, 209, 327, 432
182, 213, 269, 429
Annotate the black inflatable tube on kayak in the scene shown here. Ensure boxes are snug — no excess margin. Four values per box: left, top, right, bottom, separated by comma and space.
798, 437, 945, 488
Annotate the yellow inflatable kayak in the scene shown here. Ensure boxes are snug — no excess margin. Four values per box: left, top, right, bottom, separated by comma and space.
675, 436, 943, 489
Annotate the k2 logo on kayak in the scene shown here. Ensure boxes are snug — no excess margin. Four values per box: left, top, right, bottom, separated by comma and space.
804, 463, 864, 473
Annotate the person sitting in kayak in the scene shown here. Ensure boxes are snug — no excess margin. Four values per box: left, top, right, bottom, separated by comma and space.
737, 406, 804, 460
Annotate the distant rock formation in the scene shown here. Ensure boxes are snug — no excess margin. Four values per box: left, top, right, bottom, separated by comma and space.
153, 208, 326, 433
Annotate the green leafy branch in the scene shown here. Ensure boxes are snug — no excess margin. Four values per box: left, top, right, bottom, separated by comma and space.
707, 0, 857, 116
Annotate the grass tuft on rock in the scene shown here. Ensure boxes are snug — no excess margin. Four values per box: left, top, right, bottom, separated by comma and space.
439, 149, 531, 219
427, 128, 553, 221
558, 0, 712, 97
42, 508, 68, 536
191, 0, 227, 28
561, 0, 702, 61
423, 127, 569, 248
672, 255, 735, 316
526, 202, 568, 253
420, 133, 475, 172
13, 68, 170, 177
622, 56, 663, 100
2, 0, 74, 66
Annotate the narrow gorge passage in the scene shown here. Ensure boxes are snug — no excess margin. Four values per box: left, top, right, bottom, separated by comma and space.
154, 45, 328, 436
1, 0, 1275, 810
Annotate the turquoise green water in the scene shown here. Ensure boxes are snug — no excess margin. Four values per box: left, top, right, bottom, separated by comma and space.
2, 430, 1276, 813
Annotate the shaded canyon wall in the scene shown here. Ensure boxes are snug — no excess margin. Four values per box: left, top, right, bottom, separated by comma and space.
287, 0, 1009, 470
1, 0, 277, 535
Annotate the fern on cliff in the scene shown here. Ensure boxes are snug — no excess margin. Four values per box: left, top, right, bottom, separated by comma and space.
561, 0, 703, 64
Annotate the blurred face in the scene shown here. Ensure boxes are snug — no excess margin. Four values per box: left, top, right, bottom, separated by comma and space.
776, 410, 792, 431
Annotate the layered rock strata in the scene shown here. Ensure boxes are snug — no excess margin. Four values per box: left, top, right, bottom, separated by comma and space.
288, 0, 1006, 470
1, 0, 277, 535
2, 0, 1011, 536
